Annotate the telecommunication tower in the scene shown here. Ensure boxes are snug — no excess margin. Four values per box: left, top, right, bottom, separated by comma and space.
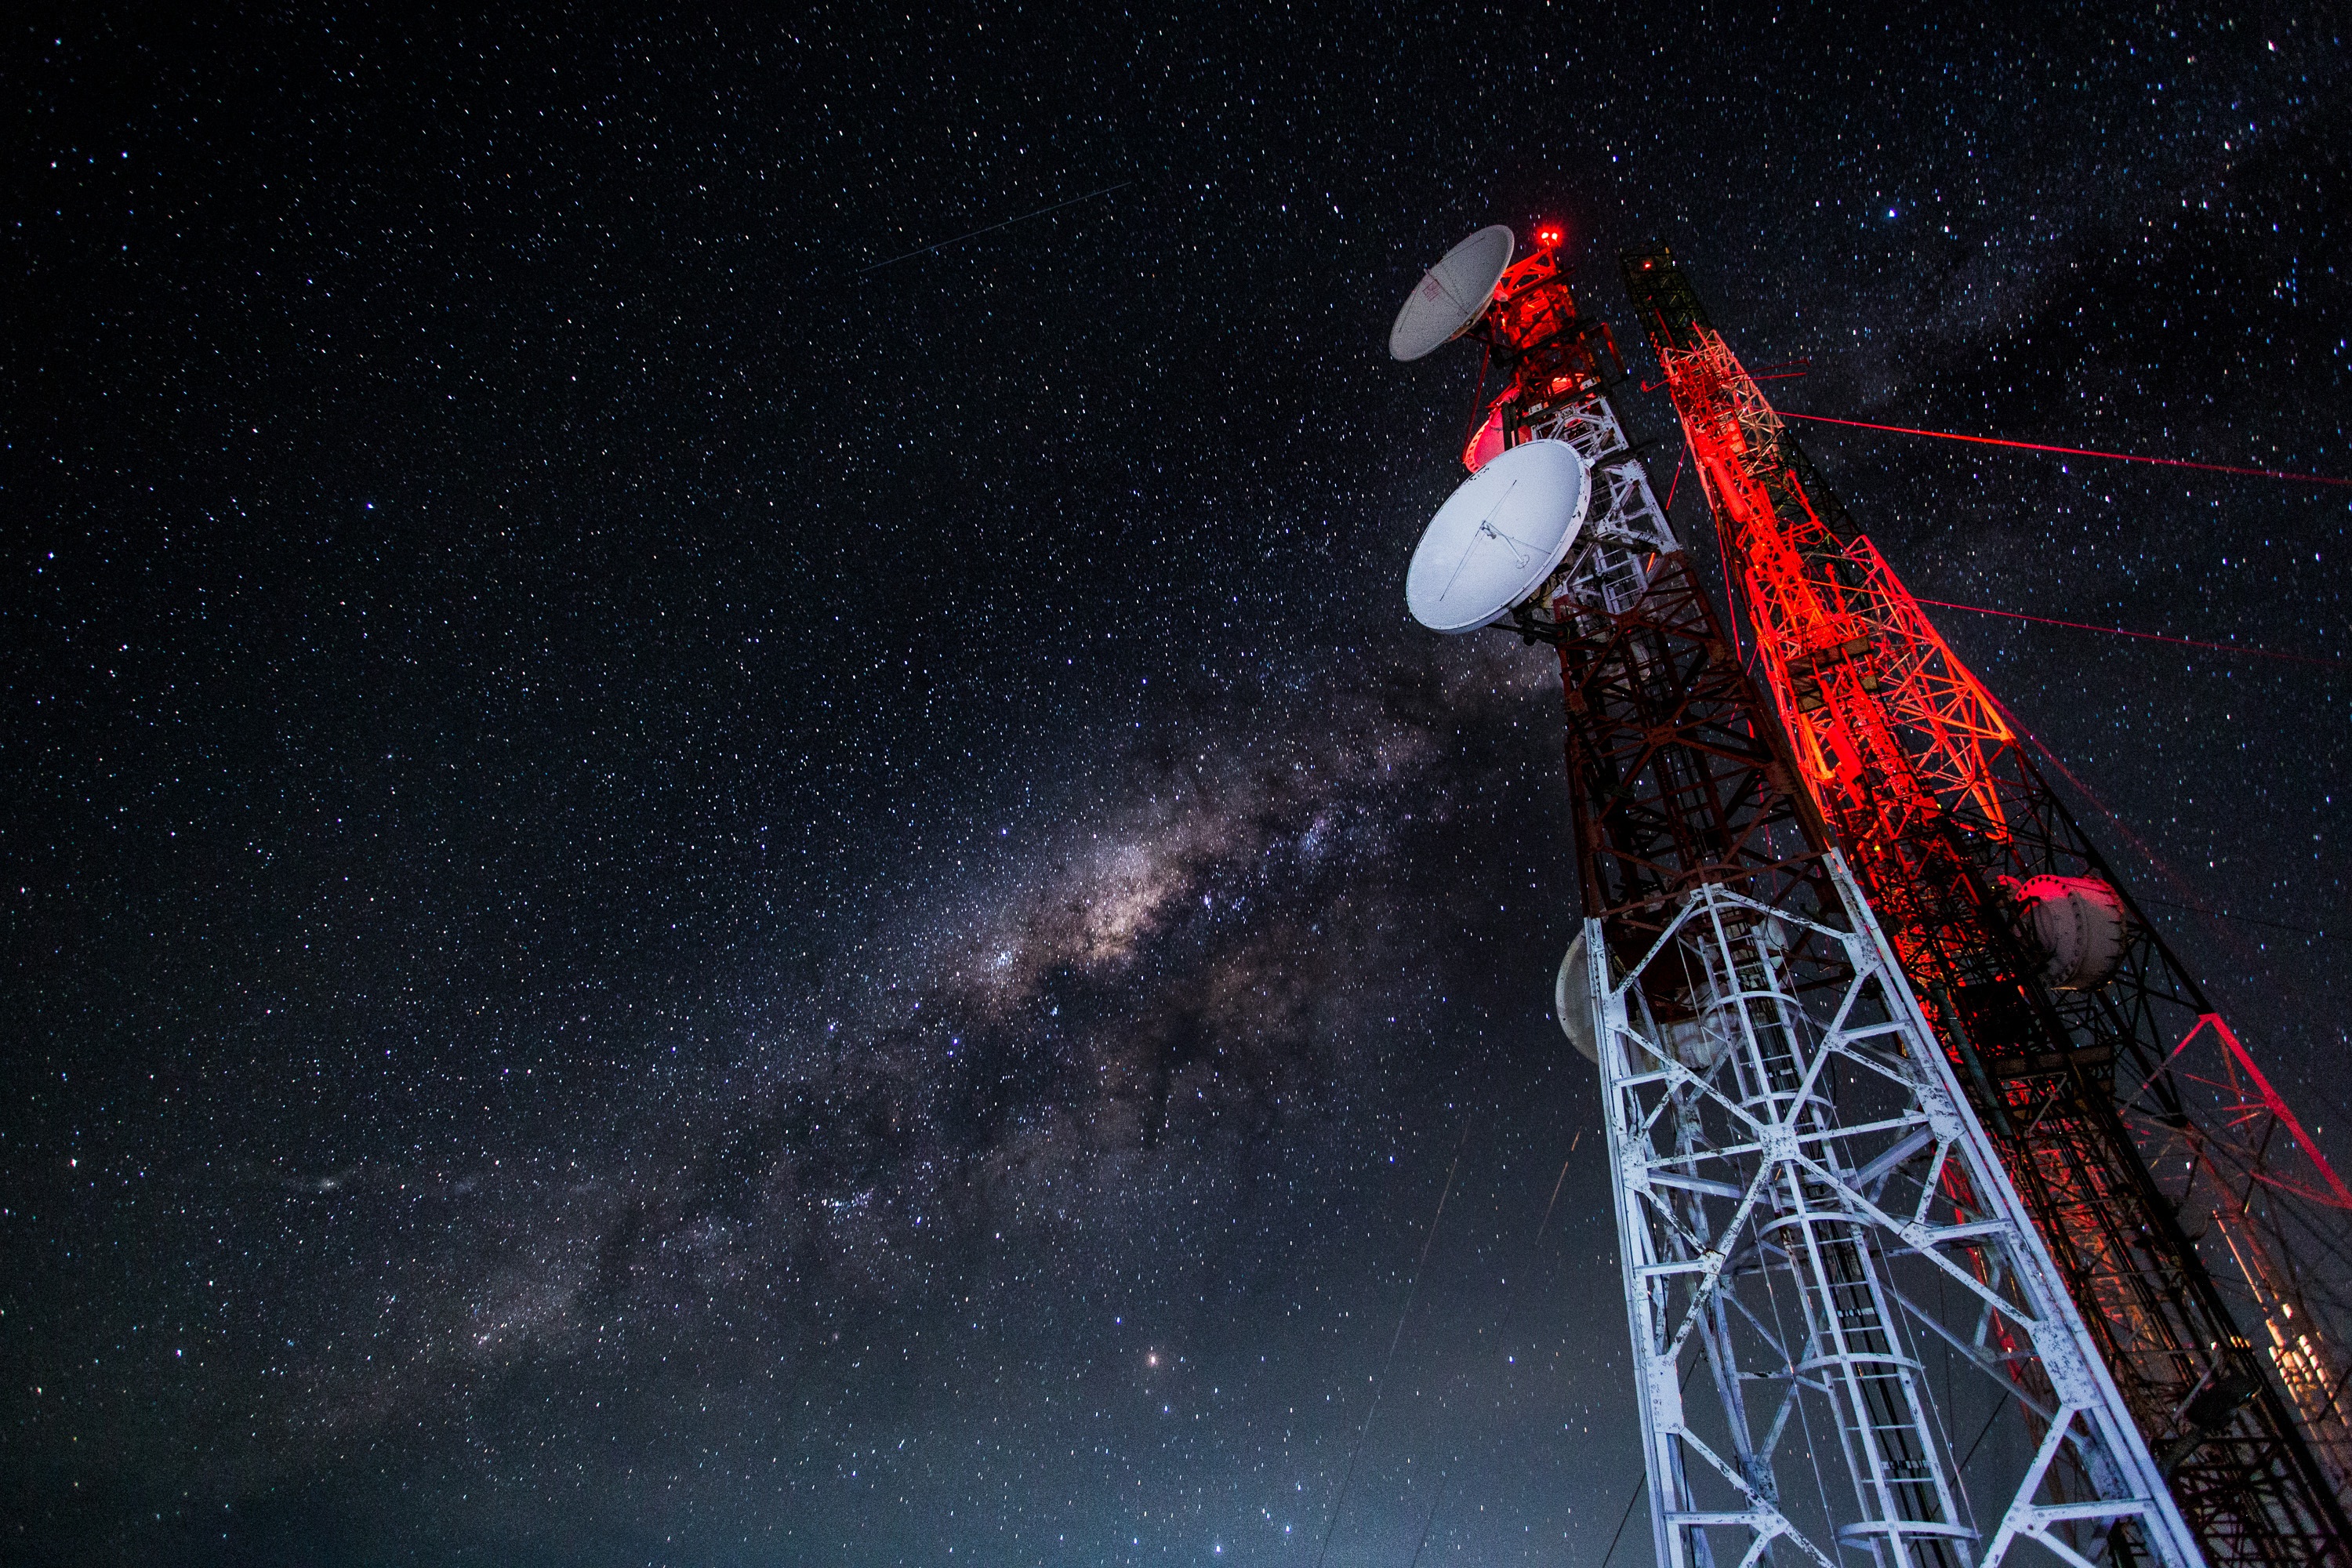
1387, 224, 2202, 1567
1619, 249, 2352, 1567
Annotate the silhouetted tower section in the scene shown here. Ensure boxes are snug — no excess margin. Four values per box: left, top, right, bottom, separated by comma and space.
1621, 245, 2352, 1568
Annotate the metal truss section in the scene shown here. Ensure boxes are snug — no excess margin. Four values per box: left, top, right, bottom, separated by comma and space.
1621, 243, 2352, 1564
1560, 450, 1678, 615
1518, 390, 1681, 617
1461, 241, 1681, 621
1581, 857, 2202, 1568
1642, 324, 2016, 850
1524, 387, 1632, 466
1588, 448, 1679, 555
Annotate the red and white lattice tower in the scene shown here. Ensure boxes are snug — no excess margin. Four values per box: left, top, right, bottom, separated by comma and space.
1387, 223, 2203, 1568
1622, 245, 2352, 1567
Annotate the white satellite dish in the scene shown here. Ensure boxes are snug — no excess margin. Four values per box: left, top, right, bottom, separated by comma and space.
1405, 439, 1591, 633
1388, 224, 1515, 361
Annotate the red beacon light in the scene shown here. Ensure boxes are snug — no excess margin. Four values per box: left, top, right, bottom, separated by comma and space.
1534, 223, 1565, 251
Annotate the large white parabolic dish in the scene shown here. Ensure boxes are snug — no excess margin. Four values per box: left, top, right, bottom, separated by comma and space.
1405, 439, 1591, 633
1388, 224, 1515, 361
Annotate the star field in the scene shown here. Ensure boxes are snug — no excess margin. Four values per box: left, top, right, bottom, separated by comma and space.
3, 8, 2348, 1565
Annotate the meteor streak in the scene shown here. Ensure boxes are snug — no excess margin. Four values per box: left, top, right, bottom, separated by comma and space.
855, 180, 1134, 275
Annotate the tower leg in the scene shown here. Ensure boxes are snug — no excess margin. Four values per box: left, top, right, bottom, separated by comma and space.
1584, 855, 2206, 1567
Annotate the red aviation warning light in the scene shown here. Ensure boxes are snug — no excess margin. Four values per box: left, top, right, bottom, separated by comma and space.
1534, 222, 1565, 251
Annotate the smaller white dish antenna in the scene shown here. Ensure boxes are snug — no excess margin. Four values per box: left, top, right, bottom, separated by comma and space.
1388, 224, 1515, 361
1555, 931, 1598, 1065
1405, 439, 1591, 633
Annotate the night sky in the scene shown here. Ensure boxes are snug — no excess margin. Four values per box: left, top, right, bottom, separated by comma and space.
5, 8, 2349, 1565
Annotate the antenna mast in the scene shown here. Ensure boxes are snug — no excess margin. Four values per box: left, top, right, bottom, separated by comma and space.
1386, 224, 2202, 1567
1621, 245, 2351, 1566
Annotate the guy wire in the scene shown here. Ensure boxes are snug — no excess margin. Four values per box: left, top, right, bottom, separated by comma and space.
1312, 1114, 1473, 1568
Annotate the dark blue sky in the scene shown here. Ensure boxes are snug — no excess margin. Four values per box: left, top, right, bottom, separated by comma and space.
4, 6, 2347, 1563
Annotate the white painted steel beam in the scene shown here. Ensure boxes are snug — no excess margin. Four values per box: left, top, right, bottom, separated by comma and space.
1580, 855, 2205, 1568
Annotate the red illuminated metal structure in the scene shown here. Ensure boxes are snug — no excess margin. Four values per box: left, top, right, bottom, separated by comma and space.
1417, 224, 2201, 1568
1621, 245, 2352, 1566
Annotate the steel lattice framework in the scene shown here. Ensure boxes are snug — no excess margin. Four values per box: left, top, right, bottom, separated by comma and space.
1409, 234, 2201, 1568
1581, 858, 2200, 1568
1620, 245, 2352, 1566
